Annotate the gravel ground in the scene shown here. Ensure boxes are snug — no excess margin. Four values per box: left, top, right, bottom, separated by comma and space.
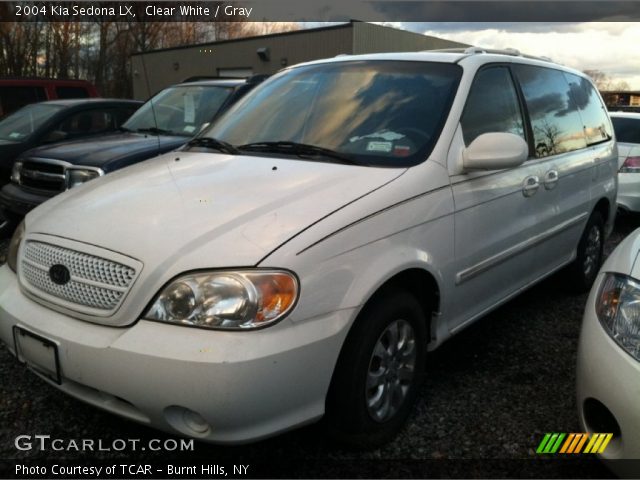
1, 217, 639, 478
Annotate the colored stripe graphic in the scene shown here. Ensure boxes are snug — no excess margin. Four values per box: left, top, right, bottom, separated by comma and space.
559, 433, 576, 453
536, 433, 566, 453
597, 434, 613, 454
538, 433, 613, 454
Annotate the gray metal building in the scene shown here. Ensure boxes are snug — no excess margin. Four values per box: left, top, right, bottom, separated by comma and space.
131, 21, 469, 99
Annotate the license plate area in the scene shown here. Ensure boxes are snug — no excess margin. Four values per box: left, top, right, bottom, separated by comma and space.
13, 326, 61, 385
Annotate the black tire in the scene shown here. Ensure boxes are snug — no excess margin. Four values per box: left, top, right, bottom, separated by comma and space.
325, 289, 427, 448
563, 211, 605, 293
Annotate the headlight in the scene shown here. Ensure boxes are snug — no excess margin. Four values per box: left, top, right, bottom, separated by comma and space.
596, 273, 640, 361
7, 220, 25, 273
66, 168, 102, 189
10, 161, 22, 184
144, 270, 299, 330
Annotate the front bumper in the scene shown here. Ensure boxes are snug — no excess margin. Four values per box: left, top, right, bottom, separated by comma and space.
0, 265, 354, 443
577, 274, 640, 466
0, 183, 55, 217
617, 173, 640, 213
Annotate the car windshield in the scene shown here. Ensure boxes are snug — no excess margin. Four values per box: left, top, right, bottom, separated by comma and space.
0, 103, 63, 142
124, 85, 233, 137
204, 61, 462, 167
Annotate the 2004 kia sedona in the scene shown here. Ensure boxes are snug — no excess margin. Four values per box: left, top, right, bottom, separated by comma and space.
0, 49, 617, 446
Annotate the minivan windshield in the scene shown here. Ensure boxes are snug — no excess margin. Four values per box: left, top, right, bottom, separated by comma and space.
123, 85, 233, 137
0, 103, 63, 142
203, 61, 462, 167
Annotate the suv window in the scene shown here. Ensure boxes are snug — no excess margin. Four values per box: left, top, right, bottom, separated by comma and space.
611, 116, 640, 144
57, 108, 122, 136
513, 65, 587, 158
461, 66, 525, 146
55, 86, 90, 99
0, 86, 47, 117
563, 73, 613, 146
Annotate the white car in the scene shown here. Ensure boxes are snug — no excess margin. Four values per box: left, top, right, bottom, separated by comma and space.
577, 227, 640, 471
610, 112, 640, 213
0, 48, 617, 446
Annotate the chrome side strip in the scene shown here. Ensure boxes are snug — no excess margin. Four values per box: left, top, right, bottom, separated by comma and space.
455, 212, 588, 285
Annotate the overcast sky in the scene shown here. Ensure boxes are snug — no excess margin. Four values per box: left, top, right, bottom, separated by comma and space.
388, 22, 640, 89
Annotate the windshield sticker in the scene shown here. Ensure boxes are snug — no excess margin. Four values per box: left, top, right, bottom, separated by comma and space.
183, 125, 196, 134
350, 130, 405, 143
393, 145, 412, 157
184, 95, 196, 123
367, 141, 393, 153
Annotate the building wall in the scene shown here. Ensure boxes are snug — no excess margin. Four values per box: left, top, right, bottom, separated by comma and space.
352, 22, 469, 54
131, 22, 472, 100
131, 25, 353, 99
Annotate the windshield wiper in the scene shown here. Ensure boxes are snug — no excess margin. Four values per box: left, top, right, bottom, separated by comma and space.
237, 141, 360, 165
136, 127, 172, 135
186, 136, 240, 155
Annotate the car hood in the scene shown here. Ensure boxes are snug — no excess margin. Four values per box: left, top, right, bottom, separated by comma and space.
22, 132, 187, 168
27, 151, 405, 277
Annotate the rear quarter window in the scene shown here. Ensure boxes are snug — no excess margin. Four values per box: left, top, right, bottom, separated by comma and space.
513, 64, 587, 158
610, 117, 640, 144
563, 73, 613, 146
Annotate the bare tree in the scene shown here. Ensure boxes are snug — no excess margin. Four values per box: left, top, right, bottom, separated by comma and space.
584, 69, 630, 92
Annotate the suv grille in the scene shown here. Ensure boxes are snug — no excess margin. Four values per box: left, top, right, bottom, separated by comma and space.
19, 161, 66, 192
21, 241, 137, 311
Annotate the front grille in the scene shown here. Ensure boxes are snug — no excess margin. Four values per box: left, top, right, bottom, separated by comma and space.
19, 161, 66, 192
20, 241, 137, 312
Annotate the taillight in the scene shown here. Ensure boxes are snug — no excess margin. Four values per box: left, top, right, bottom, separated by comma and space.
620, 156, 640, 173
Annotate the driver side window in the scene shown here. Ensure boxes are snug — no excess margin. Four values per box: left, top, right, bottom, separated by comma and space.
461, 67, 525, 146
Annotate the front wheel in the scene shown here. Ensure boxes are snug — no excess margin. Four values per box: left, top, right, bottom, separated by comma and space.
563, 211, 605, 292
325, 290, 427, 448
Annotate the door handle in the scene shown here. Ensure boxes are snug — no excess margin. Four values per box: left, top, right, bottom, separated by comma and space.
543, 170, 559, 190
522, 175, 540, 197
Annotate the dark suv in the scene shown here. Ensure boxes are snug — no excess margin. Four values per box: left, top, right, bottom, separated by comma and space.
0, 77, 265, 231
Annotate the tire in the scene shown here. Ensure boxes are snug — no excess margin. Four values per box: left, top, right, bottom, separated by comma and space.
325, 289, 427, 448
563, 211, 605, 293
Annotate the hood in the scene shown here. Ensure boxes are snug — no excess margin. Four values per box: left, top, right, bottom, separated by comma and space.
27, 151, 404, 277
21, 132, 187, 168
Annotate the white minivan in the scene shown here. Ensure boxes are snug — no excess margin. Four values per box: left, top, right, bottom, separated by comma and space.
0, 48, 617, 446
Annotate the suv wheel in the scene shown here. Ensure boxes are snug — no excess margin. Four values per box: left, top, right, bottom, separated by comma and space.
325, 290, 427, 448
564, 211, 605, 292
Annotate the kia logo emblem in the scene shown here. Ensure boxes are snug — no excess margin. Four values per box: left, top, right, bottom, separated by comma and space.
49, 264, 71, 285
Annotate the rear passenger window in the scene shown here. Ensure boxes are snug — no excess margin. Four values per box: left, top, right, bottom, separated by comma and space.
563, 73, 613, 146
514, 65, 586, 158
0, 86, 47, 117
55, 86, 90, 99
461, 67, 525, 146
611, 117, 640, 144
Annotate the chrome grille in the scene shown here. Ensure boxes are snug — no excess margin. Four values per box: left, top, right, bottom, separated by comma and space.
19, 160, 66, 192
21, 241, 137, 311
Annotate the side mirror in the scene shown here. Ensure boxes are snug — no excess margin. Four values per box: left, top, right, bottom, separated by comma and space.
462, 132, 528, 171
42, 130, 68, 143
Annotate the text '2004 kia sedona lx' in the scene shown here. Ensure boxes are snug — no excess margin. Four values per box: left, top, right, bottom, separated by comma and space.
0, 48, 617, 446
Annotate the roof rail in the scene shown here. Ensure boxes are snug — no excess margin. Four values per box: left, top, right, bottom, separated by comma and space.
429, 47, 555, 64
